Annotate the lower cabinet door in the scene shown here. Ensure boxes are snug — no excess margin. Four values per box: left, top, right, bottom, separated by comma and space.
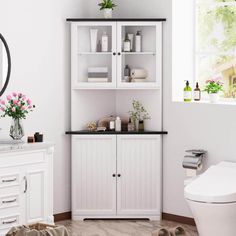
72, 135, 117, 218
24, 163, 47, 224
117, 135, 161, 218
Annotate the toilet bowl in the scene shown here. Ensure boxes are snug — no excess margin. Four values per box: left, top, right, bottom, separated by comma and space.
184, 161, 236, 236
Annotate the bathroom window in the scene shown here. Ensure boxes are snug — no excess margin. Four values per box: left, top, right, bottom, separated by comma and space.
196, 0, 236, 99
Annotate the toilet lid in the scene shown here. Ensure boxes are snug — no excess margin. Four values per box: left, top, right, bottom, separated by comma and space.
185, 163, 236, 203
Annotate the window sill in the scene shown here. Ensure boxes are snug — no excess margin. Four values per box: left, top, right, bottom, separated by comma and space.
173, 99, 236, 106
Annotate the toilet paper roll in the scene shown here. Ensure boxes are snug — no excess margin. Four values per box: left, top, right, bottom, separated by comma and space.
186, 169, 197, 177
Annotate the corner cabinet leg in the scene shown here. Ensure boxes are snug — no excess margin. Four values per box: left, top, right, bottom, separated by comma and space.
47, 215, 55, 224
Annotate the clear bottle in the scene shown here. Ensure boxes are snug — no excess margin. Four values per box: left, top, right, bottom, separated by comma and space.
115, 117, 121, 132
194, 82, 201, 101
135, 31, 142, 52
124, 33, 131, 52
184, 81, 192, 102
127, 118, 135, 131
102, 32, 108, 52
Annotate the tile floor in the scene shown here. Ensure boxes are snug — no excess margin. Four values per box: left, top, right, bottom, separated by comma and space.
58, 219, 198, 236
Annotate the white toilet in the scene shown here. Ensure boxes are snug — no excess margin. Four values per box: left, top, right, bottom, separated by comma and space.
184, 161, 236, 236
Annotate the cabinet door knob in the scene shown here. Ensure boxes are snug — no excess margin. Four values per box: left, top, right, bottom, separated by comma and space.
117, 174, 121, 177
118, 52, 121, 56
112, 174, 116, 177
113, 52, 116, 56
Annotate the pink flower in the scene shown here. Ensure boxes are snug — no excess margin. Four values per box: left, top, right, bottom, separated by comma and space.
12, 107, 16, 112
18, 93, 22, 98
21, 106, 26, 111
6, 95, 12, 100
27, 99, 31, 105
0, 100, 5, 105
0, 107, 5, 112
17, 102, 21, 107
22, 97, 26, 101
12, 92, 17, 97
13, 99, 18, 105
28, 105, 32, 109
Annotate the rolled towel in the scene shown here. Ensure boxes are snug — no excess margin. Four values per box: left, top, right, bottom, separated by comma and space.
169, 226, 187, 236
152, 228, 171, 236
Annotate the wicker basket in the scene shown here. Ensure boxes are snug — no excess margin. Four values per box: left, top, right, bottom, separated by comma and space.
6, 223, 67, 236
27, 223, 57, 230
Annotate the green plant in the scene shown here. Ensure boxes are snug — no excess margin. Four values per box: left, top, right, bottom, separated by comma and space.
98, 0, 117, 10
128, 100, 151, 122
203, 78, 224, 94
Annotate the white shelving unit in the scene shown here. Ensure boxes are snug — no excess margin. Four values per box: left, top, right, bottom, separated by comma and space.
67, 18, 166, 221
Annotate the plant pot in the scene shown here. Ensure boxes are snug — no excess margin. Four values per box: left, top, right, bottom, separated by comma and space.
103, 8, 112, 18
10, 118, 24, 140
209, 93, 219, 103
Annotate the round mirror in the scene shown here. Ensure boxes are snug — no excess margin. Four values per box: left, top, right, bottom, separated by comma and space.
0, 34, 11, 97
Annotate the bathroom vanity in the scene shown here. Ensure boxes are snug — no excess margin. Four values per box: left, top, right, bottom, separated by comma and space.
66, 18, 166, 220
0, 142, 54, 235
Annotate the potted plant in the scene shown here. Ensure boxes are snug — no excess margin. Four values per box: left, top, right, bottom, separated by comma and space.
129, 100, 151, 131
0, 92, 35, 140
98, 0, 117, 19
203, 77, 224, 103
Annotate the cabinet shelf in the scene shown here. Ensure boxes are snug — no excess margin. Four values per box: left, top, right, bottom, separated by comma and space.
77, 52, 112, 55
121, 52, 156, 55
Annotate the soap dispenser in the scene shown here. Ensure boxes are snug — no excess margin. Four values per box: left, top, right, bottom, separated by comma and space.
184, 81, 192, 102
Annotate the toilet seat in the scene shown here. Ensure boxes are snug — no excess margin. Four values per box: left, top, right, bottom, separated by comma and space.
185, 162, 236, 203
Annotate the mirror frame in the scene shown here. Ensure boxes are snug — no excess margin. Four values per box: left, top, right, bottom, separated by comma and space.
0, 33, 11, 97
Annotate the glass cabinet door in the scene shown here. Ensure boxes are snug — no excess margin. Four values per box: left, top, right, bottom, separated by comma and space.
71, 21, 116, 89
116, 22, 162, 89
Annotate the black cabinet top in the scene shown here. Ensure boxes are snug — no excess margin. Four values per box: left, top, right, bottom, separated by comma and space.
66, 18, 166, 22
65, 130, 168, 135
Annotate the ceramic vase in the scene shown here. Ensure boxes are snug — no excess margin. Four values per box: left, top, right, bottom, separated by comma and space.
103, 8, 112, 18
10, 118, 24, 140
209, 93, 219, 103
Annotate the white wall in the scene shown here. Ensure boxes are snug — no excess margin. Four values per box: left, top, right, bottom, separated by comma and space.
1, 0, 235, 218
0, 0, 85, 214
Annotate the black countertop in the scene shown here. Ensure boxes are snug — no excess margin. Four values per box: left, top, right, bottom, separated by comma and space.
66, 18, 166, 22
66, 130, 168, 135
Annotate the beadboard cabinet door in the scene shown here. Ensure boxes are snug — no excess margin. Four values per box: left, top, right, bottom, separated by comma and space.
25, 164, 47, 224
117, 135, 161, 219
72, 135, 117, 220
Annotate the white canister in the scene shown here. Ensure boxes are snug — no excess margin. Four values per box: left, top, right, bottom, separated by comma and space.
90, 29, 98, 52
101, 32, 108, 52
135, 31, 142, 52
115, 117, 121, 132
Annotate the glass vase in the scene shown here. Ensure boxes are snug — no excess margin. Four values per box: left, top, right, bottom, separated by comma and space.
10, 118, 24, 140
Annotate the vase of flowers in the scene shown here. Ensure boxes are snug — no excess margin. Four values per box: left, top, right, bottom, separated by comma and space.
0, 93, 35, 140
98, 0, 117, 19
129, 100, 151, 132
203, 77, 224, 103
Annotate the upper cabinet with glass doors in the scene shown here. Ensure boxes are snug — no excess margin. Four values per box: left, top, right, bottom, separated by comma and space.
68, 19, 166, 90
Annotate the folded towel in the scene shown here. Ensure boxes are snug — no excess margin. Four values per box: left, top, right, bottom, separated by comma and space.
169, 226, 187, 236
152, 228, 170, 236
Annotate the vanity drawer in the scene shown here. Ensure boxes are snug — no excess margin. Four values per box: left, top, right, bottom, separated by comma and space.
0, 215, 19, 229
0, 151, 45, 168
0, 174, 19, 188
0, 195, 19, 209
